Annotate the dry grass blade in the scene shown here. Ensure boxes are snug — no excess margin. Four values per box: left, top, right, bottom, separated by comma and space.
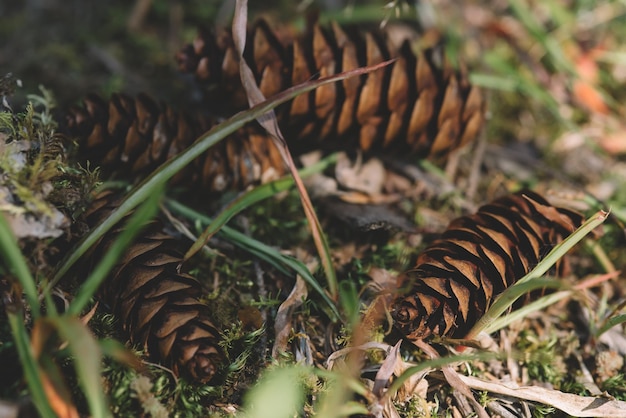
416, 340, 489, 418
232, 0, 337, 297
50, 48, 396, 292
272, 275, 308, 358
372, 340, 401, 398
456, 373, 626, 417
231, 0, 393, 300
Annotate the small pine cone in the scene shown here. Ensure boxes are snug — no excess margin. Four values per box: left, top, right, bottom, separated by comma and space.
62, 93, 286, 192
176, 19, 486, 159
80, 190, 224, 383
392, 191, 584, 340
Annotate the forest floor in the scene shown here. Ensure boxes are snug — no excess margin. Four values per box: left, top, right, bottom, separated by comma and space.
2, 1, 626, 417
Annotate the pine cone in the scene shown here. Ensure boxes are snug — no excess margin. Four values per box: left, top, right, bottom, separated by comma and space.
392, 191, 584, 340
80, 190, 224, 383
63, 93, 286, 192
176, 19, 485, 159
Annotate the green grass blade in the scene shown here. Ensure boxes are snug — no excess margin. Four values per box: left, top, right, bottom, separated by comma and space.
0, 214, 41, 317
518, 210, 608, 285
466, 209, 608, 339
165, 199, 341, 322
597, 313, 626, 338
241, 366, 306, 418
98, 338, 144, 371
7, 310, 56, 418
68, 186, 164, 315
50, 59, 392, 289
307, 368, 370, 417
184, 153, 339, 261
468, 278, 565, 338
484, 290, 572, 335
469, 73, 519, 92
507, 0, 576, 74
52, 316, 110, 418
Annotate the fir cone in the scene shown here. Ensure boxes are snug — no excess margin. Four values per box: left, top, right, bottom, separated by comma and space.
62, 93, 286, 192
392, 191, 584, 340
80, 190, 224, 383
176, 19, 486, 159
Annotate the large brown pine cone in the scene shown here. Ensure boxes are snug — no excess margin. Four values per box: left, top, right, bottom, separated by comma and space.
176, 19, 486, 159
80, 190, 224, 383
63, 93, 286, 192
392, 190, 584, 340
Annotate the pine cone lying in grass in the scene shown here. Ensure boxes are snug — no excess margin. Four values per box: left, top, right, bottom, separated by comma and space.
177, 19, 485, 159
63, 93, 285, 191
80, 190, 224, 383
392, 191, 584, 340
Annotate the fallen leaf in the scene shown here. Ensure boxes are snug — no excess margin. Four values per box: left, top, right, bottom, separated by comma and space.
457, 373, 626, 417
372, 341, 402, 397
335, 153, 386, 196
326, 342, 392, 371
39, 371, 80, 418
598, 131, 626, 155
573, 80, 609, 114
573, 49, 609, 114
272, 275, 308, 358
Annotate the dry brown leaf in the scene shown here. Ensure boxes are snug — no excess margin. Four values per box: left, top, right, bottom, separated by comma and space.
415, 340, 489, 418
391, 355, 430, 402
572, 49, 610, 114
573, 80, 609, 115
30, 321, 80, 418
442, 366, 489, 418
80, 302, 98, 326
272, 275, 308, 358
373, 341, 402, 398
326, 342, 392, 371
598, 131, 626, 155
40, 371, 80, 418
335, 153, 386, 196
457, 373, 626, 417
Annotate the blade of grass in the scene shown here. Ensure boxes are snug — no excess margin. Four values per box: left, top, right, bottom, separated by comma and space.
242, 366, 306, 418
51, 316, 109, 418
597, 313, 626, 338
507, 0, 576, 75
0, 213, 41, 317
165, 199, 341, 322
7, 310, 56, 418
49, 56, 394, 290
68, 185, 164, 315
313, 369, 370, 417
483, 289, 571, 335
465, 209, 608, 340
488, 271, 620, 335
183, 153, 339, 262
233, 0, 356, 300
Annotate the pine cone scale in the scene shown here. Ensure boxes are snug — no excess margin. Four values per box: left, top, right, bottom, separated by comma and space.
76, 192, 224, 384
393, 191, 584, 340
176, 19, 485, 159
